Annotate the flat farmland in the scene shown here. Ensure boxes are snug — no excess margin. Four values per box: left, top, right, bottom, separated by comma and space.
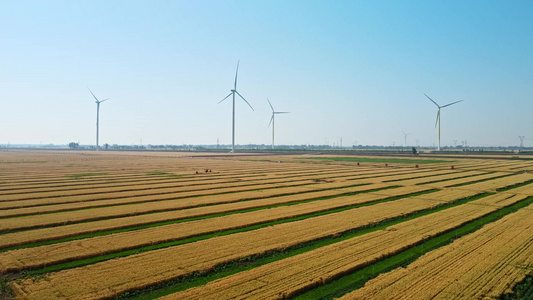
2, 150, 533, 300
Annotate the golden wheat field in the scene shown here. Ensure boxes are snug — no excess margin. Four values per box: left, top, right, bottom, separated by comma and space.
2, 150, 533, 300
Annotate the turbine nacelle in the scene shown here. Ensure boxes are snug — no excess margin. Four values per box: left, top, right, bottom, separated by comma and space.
96, 98, 109, 104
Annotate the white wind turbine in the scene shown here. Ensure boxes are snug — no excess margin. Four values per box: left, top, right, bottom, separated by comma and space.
88, 88, 110, 151
218, 61, 254, 153
267, 98, 289, 149
402, 131, 411, 147
424, 93, 463, 151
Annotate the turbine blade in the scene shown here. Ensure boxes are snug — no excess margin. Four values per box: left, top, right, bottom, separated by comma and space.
267, 98, 274, 112
234, 60, 240, 90
435, 110, 440, 128
235, 90, 254, 111
88, 87, 99, 102
275, 112, 290, 114
218, 92, 233, 104
441, 100, 464, 108
424, 93, 440, 108
268, 115, 274, 128
99, 98, 110, 103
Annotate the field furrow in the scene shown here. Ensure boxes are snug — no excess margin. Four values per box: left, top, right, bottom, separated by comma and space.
5, 188, 486, 299
341, 203, 533, 299
162, 194, 526, 300
0, 185, 432, 273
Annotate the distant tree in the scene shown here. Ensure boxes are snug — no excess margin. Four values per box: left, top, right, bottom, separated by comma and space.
104, 143, 109, 150
68, 142, 79, 150
412, 147, 417, 155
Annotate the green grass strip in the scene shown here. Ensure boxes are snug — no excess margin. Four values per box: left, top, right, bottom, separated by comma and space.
65, 172, 108, 179
0, 161, 47, 164
1, 185, 401, 252
0, 180, 324, 220
295, 195, 533, 300
382, 170, 453, 183
15, 188, 434, 276
145, 172, 182, 178
501, 275, 533, 300
0, 183, 376, 236
447, 173, 516, 187
417, 172, 497, 185
303, 157, 452, 164
0, 184, 386, 252
109, 192, 492, 300
496, 178, 533, 192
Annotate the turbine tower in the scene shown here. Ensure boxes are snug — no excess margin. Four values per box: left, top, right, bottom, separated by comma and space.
424, 94, 463, 151
402, 131, 411, 147
267, 98, 289, 149
218, 61, 254, 153
88, 88, 110, 151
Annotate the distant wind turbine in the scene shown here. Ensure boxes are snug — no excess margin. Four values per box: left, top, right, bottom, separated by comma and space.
424, 93, 463, 151
88, 88, 110, 151
218, 61, 254, 153
267, 98, 289, 149
402, 131, 411, 147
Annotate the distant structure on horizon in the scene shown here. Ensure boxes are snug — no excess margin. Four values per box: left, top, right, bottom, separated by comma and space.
424, 93, 463, 151
88, 88, 110, 151
267, 98, 290, 149
218, 60, 254, 153
402, 131, 411, 147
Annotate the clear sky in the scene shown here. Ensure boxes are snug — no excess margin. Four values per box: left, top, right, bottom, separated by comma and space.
1, 0, 532, 148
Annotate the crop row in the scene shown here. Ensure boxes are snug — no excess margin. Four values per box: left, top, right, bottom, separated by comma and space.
164, 193, 527, 299
457, 173, 533, 192
3, 188, 488, 299
0, 166, 324, 194
0, 156, 327, 187
0, 167, 366, 202
426, 172, 511, 188
0, 167, 439, 215
0, 182, 400, 248
1, 167, 480, 232
0, 185, 432, 273
0, 166, 428, 209
342, 201, 533, 299
388, 170, 483, 186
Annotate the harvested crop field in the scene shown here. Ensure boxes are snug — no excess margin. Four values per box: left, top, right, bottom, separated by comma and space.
1, 150, 533, 299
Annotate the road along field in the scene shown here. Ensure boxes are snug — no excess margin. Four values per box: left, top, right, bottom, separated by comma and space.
1, 150, 533, 300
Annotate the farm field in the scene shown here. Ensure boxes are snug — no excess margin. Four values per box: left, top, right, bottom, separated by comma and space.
1, 150, 533, 299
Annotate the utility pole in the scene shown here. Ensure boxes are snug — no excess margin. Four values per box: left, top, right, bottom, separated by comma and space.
519, 136, 525, 151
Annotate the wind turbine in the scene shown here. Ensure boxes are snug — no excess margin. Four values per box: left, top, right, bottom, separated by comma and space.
424, 93, 463, 151
402, 131, 411, 147
218, 61, 254, 153
267, 98, 289, 149
88, 88, 110, 151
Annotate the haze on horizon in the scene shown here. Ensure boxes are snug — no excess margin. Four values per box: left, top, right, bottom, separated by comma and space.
1, 0, 532, 148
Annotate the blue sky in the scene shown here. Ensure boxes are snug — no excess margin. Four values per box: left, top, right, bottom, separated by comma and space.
1, 0, 532, 147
